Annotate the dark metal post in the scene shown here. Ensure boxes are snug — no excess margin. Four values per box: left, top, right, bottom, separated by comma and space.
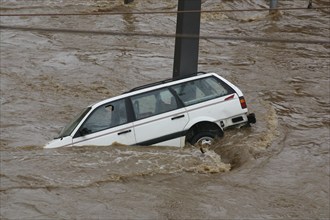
124, 0, 134, 4
173, 0, 201, 78
269, 0, 278, 13
124, 0, 201, 78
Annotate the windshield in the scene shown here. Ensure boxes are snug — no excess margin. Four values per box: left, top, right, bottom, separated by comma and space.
56, 107, 91, 139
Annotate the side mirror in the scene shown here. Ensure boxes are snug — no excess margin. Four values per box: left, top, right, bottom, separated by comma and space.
80, 127, 91, 136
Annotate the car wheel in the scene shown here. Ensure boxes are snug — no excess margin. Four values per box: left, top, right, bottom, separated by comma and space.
190, 132, 216, 153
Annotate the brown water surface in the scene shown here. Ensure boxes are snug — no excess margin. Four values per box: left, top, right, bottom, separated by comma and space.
0, 0, 329, 219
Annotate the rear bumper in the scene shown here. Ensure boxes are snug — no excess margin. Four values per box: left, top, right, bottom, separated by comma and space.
247, 113, 256, 124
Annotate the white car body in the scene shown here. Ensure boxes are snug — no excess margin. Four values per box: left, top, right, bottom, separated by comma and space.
45, 72, 256, 149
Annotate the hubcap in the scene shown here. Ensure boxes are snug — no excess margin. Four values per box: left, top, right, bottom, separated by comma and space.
196, 137, 214, 147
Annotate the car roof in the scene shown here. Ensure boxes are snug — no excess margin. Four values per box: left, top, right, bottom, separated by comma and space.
124, 71, 207, 93
89, 72, 218, 108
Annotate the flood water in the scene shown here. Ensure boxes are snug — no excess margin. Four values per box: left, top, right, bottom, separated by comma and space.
0, 0, 329, 219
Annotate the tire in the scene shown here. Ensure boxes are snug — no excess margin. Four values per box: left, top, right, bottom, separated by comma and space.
190, 131, 216, 149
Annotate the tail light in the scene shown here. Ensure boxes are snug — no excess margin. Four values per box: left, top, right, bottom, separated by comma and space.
239, 96, 247, 109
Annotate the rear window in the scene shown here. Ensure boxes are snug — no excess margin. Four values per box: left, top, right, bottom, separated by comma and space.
171, 76, 235, 106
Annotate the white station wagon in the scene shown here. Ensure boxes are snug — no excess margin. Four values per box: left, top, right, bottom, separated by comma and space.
45, 72, 256, 149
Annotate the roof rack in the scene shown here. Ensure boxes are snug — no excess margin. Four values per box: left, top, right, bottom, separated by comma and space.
124, 71, 207, 93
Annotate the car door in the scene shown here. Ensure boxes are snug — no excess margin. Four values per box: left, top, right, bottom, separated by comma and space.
131, 87, 189, 147
72, 98, 136, 147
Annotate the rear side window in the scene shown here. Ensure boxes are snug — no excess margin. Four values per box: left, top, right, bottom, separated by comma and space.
131, 88, 179, 120
171, 76, 234, 106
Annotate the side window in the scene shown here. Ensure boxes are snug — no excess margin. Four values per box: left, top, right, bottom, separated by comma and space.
157, 89, 178, 114
171, 76, 234, 106
131, 88, 178, 120
204, 77, 230, 97
78, 99, 128, 135
171, 81, 201, 105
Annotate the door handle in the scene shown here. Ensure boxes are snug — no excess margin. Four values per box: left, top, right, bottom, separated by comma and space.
118, 129, 131, 135
171, 115, 185, 120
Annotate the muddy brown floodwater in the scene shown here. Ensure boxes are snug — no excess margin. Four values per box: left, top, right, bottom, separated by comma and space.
0, 0, 329, 219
